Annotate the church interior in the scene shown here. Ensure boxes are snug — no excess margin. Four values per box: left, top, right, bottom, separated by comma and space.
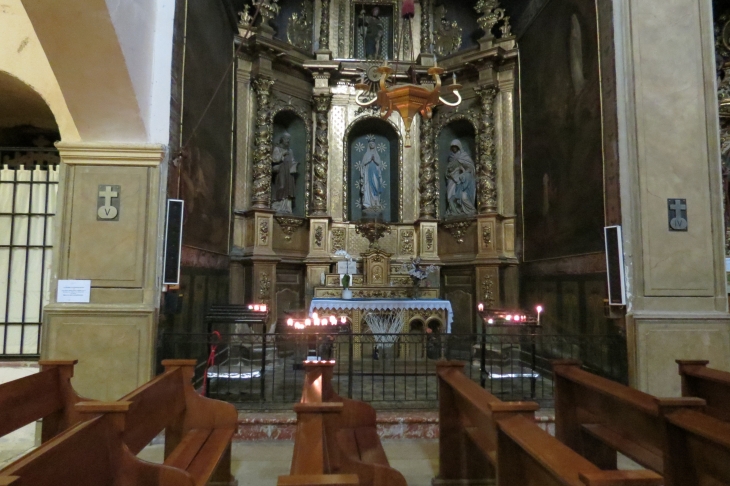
2, 0, 730, 484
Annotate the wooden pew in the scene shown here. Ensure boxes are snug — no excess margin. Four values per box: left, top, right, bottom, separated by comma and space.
434, 360, 540, 483
553, 359, 705, 475
677, 359, 730, 421
0, 402, 194, 486
661, 407, 730, 486
0, 360, 90, 444
117, 359, 238, 486
283, 361, 405, 486
497, 414, 663, 486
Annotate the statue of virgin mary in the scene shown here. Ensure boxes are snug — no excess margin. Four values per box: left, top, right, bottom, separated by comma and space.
360, 139, 384, 214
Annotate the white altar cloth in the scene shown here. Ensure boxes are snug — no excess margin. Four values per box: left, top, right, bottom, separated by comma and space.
309, 299, 454, 333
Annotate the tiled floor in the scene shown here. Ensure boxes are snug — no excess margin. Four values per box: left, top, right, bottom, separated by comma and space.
138, 440, 440, 486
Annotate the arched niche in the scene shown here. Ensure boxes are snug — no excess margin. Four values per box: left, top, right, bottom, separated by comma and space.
0, 71, 60, 146
345, 117, 400, 223
272, 110, 308, 217
437, 118, 477, 219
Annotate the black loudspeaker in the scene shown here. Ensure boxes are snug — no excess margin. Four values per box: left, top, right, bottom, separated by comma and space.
163, 199, 184, 285
604, 226, 626, 306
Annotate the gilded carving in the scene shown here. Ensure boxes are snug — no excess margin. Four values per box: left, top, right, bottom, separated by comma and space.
314, 226, 324, 247
474, 0, 510, 39
419, 116, 437, 219
259, 271, 272, 302
425, 228, 434, 251
287, 3, 313, 51
332, 228, 346, 252
401, 230, 414, 254
338, 1, 347, 56
312, 94, 332, 215
274, 216, 305, 241
319, 0, 330, 50
420, 0, 432, 53
442, 219, 473, 244
475, 86, 498, 213
482, 225, 492, 248
433, 5, 462, 57
252, 77, 275, 209
481, 273, 495, 308
259, 219, 270, 245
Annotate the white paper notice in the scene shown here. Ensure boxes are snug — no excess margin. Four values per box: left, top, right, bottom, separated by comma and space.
337, 261, 358, 274
57, 280, 91, 303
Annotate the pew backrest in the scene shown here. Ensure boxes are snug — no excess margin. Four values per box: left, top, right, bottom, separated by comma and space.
497, 414, 662, 486
0, 360, 88, 443
662, 408, 730, 486
677, 359, 730, 421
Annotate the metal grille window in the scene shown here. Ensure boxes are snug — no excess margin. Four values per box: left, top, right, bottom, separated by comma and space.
0, 148, 60, 358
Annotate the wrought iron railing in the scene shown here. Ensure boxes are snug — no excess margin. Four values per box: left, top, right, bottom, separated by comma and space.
0, 148, 60, 358
158, 329, 628, 410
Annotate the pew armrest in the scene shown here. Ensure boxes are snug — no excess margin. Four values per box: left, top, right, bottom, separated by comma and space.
579, 470, 663, 485
581, 424, 663, 474
277, 475, 359, 486
0, 477, 19, 485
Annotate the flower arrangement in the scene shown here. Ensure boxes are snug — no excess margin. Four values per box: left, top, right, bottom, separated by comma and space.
402, 257, 436, 298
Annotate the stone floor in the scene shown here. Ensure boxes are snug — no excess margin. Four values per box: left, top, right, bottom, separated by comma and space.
0, 362, 39, 468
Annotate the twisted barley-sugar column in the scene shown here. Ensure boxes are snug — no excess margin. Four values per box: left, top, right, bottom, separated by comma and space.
319, 0, 330, 50
311, 94, 332, 216
420, 0, 432, 53
251, 77, 275, 209
475, 85, 499, 214
419, 116, 437, 219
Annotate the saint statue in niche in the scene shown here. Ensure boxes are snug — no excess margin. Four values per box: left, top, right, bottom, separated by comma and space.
444, 139, 476, 217
358, 6, 386, 59
357, 135, 387, 215
271, 132, 298, 213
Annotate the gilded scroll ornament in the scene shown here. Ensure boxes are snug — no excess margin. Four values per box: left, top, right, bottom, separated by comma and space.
274, 216, 305, 241
314, 226, 324, 248
433, 5, 462, 57
332, 228, 346, 252
442, 219, 473, 244
311, 94, 332, 215
401, 230, 415, 254
252, 77, 275, 209
425, 228, 434, 251
481, 274, 495, 308
419, 116, 437, 219
319, 0, 330, 50
482, 225, 492, 248
287, 4, 313, 51
474, 0, 510, 38
259, 220, 270, 245
259, 271, 272, 302
475, 86, 498, 213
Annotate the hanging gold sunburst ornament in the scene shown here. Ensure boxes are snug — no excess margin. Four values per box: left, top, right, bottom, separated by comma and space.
354, 0, 462, 147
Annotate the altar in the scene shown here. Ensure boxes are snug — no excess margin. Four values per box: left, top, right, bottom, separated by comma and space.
309, 298, 453, 333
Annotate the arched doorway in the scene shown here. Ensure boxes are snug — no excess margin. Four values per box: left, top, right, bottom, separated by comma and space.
0, 71, 60, 358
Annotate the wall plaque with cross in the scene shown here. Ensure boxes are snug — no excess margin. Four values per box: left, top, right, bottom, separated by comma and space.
97, 185, 121, 221
667, 198, 687, 231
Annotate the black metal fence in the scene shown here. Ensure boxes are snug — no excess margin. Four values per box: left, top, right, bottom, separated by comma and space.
159, 329, 627, 410
0, 148, 60, 358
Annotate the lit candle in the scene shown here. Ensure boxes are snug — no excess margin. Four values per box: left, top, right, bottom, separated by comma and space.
260, 304, 267, 313
305, 319, 312, 327
287, 318, 294, 327
488, 319, 494, 325
341, 316, 347, 324
253, 305, 260, 311
329, 316, 337, 325
478, 303, 484, 312
536, 305, 543, 326
248, 305, 253, 310
312, 312, 318, 320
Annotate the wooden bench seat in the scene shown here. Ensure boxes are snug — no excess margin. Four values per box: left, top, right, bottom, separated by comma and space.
0, 402, 194, 486
553, 360, 706, 475
677, 359, 730, 422
0, 360, 90, 446
497, 414, 662, 486
282, 361, 405, 486
118, 359, 238, 486
434, 361, 539, 483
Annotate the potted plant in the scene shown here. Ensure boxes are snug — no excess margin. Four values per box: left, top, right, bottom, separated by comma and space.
341, 274, 352, 300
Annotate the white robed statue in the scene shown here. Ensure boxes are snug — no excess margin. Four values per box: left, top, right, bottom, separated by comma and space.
445, 139, 476, 217
360, 140, 384, 213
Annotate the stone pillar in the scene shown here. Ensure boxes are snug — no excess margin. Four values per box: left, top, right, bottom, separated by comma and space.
251, 76, 275, 210
475, 85, 498, 214
613, 0, 730, 395
311, 94, 332, 216
418, 116, 437, 220
42, 143, 166, 401
317, 0, 331, 58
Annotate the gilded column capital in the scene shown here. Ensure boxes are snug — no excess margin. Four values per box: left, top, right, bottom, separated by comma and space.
418, 116, 437, 219
475, 85, 499, 214
319, 0, 330, 51
311, 93, 332, 216
251, 77, 275, 210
